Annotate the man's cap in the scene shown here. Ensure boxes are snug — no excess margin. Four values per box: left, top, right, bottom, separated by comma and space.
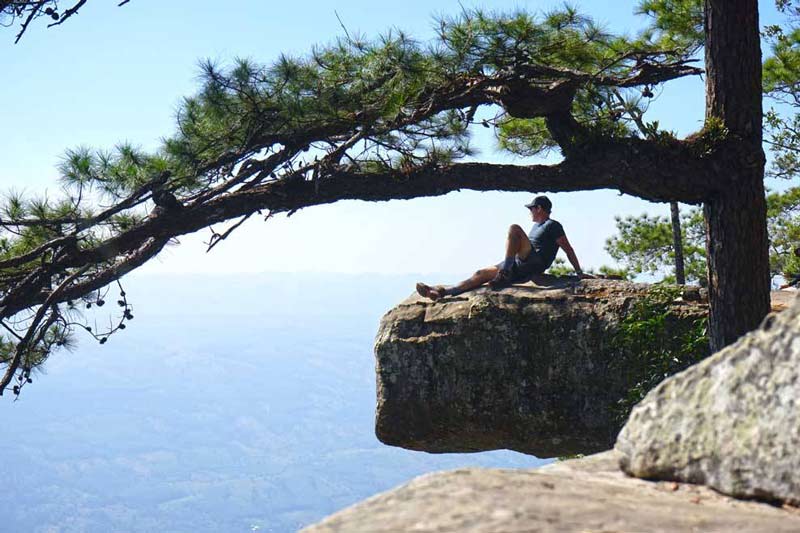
525, 195, 552, 212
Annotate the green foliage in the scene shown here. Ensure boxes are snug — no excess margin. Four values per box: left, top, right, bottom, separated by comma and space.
435, 6, 624, 75
497, 117, 557, 157
59, 144, 175, 200
597, 265, 632, 279
557, 453, 585, 461
605, 208, 706, 284
763, 1, 800, 180
0, 192, 84, 266
37, 4, 698, 198
546, 257, 631, 279
636, 0, 704, 51
497, 83, 660, 157
765, 110, 800, 178
606, 189, 800, 284
687, 116, 730, 158
763, 28, 800, 100
498, 0, 702, 159
612, 285, 709, 423
767, 186, 800, 278
546, 257, 573, 277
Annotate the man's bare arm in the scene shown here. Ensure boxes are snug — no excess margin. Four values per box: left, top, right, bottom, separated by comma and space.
556, 235, 593, 279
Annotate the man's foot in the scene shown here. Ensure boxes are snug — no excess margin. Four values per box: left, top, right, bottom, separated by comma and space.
488, 270, 513, 290
416, 282, 445, 301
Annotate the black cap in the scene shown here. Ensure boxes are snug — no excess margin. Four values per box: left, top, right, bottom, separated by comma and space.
525, 195, 552, 212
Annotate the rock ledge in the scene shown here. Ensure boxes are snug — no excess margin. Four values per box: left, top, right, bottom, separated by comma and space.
303, 451, 800, 532
375, 278, 707, 456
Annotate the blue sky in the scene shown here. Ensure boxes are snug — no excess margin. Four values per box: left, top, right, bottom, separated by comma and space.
0, 0, 786, 278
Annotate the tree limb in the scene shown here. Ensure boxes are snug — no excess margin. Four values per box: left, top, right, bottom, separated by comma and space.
0, 128, 723, 322
0, 264, 89, 394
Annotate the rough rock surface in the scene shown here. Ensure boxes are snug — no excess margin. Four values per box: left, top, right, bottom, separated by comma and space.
617, 290, 800, 504
375, 278, 708, 457
303, 451, 800, 532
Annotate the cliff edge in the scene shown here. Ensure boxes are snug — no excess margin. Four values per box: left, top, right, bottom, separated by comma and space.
375, 278, 708, 457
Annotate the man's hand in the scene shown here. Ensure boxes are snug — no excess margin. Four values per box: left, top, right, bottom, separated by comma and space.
556, 235, 591, 279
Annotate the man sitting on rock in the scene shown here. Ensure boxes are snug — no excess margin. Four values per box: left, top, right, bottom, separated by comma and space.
416, 195, 592, 300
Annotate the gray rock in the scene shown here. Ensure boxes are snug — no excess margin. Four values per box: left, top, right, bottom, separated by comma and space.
617, 291, 800, 504
303, 451, 800, 532
375, 278, 708, 457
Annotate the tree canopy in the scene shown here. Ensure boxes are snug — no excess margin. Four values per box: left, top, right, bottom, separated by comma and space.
764, 1, 800, 179
605, 209, 707, 284
595, 2, 800, 289
0, 1, 779, 396
605, 187, 800, 284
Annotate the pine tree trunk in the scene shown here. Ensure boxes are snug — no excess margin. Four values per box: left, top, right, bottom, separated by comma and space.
704, 0, 771, 351
670, 202, 685, 284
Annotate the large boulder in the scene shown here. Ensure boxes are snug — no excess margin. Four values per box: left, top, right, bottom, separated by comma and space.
375, 278, 708, 457
616, 290, 800, 504
303, 451, 800, 532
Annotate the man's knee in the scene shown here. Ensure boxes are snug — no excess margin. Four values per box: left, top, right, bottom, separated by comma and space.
508, 224, 524, 238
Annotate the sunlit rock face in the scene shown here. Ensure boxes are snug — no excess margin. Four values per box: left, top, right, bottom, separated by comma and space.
374, 278, 708, 458
617, 290, 800, 505
303, 451, 800, 533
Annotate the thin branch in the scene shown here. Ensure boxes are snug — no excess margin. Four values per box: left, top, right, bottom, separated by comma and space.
10, 0, 133, 42
0, 235, 73, 270
0, 320, 24, 342
13, 0, 45, 43
46, 0, 87, 29
206, 214, 252, 253
334, 10, 352, 42
0, 264, 89, 394
52, 237, 167, 310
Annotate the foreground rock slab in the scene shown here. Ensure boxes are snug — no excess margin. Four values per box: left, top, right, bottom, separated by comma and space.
375, 278, 708, 457
617, 289, 800, 505
303, 451, 800, 532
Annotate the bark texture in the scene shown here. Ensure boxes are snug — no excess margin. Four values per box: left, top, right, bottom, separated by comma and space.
703, 0, 770, 350
704, 182, 770, 351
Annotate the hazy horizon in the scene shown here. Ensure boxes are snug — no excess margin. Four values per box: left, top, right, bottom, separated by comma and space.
2, 272, 547, 532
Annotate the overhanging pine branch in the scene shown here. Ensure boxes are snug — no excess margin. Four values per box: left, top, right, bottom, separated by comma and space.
75, 138, 714, 266
0, 126, 728, 322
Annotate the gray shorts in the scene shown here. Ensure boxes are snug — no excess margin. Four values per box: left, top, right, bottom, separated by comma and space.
496, 253, 546, 283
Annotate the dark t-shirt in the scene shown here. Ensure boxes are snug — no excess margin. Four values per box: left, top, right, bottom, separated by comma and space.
528, 218, 565, 270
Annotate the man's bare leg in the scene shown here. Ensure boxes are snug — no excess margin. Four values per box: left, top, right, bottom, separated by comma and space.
416, 266, 497, 300
447, 266, 499, 294
503, 224, 532, 266
416, 225, 533, 300
490, 224, 534, 289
